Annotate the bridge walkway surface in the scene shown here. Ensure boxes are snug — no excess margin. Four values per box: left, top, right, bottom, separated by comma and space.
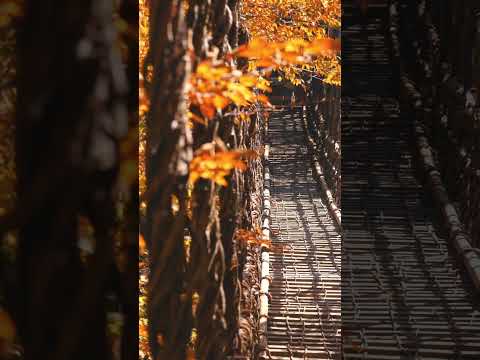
341, 1, 480, 359
265, 107, 342, 359
263, 2, 480, 359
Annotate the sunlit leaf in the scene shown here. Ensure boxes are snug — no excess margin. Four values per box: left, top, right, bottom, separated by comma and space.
188, 147, 258, 187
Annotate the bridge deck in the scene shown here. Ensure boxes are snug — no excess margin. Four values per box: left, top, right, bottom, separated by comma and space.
264, 2, 480, 359
342, 2, 480, 359
266, 108, 342, 359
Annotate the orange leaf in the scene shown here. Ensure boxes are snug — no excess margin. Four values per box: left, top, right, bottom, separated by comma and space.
257, 94, 272, 106
139, 234, 146, 255
239, 75, 258, 87
213, 95, 230, 110
253, 58, 277, 68
199, 103, 216, 119
188, 148, 251, 187
235, 38, 275, 58
305, 38, 341, 56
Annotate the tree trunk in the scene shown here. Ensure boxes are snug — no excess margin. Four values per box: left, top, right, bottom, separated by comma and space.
15, 1, 129, 358
145, 0, 192, 359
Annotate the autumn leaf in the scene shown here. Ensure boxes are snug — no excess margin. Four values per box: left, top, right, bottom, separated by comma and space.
199, 103, 216, 119
257, 94, 272, 106
212, 94, 230, 110
239, 0, 340, 85
284, 38, 308, 52
254, 57, 277, 68
196, 61, 230, 80
139, 234, 146, 255
234, 228, 292, 252
235, 38, 275, 58
171, 194, 179, 214
239, 74, 258, 87
226, 83, 254, 106
305, 38, 341, 56
235, 228, 271, 248
256, 77, 272, 91
189, 147, 257, 187
139, 322, 148, 338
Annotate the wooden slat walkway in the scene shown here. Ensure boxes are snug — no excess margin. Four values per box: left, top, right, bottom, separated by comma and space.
265, 108, 342, 359
261, 3, 480, 359
342, 1, 480, 359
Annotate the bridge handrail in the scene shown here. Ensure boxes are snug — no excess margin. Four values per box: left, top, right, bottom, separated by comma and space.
405, 0, 480, 248
304, 79, 341, 209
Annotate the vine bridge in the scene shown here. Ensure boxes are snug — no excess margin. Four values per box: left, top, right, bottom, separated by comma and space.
258, 1, 480, 359
264, 105, 341, 359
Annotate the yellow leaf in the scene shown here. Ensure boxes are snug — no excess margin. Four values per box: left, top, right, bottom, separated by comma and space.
238, 112, 250, 122
213, 95, 230, 110
171, 194, 180, 214
284, 39, 308, 52
213, 173, 228, 186
239, 75, 258, 87
227, 83, 255, 105
196, 61, 229, 80
256, 77, 272, 92
188, 148, 251, 187
196, 62, 212, 76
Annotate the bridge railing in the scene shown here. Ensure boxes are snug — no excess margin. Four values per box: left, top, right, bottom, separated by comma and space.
390, 0, 480, 290
400, 0, 480, 248
304, 78, 341, 209
267, 75, 341, 224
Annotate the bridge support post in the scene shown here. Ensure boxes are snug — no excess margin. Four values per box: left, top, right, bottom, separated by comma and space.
258, 140, 271, 359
